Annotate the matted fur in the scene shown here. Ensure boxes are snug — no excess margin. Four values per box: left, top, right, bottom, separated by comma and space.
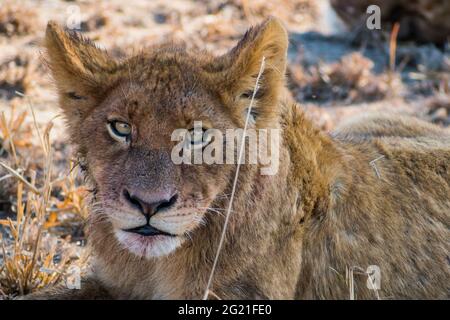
25, 18, 449, 299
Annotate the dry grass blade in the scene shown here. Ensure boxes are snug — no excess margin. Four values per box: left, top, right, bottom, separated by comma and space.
389, 22, 400, 74
0, 97, 86, 299
0, 161, 40, 194
346, 266, 381, 300
0, 111, 18, 165
203, 56, 266, 300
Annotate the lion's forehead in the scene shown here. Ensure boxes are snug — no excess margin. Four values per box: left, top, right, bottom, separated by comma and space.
124, 50, 210, 86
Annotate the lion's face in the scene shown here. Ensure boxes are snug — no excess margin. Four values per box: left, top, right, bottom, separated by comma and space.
44, 19, 287, 258
80, 66, 236, 257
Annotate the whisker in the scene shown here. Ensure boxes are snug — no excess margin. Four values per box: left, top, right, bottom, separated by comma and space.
207, 209, 225, 218
184, 231, 193, 243
215, 193, 231, 199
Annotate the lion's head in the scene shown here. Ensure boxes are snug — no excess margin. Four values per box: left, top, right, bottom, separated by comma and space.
44, 18, 288, 258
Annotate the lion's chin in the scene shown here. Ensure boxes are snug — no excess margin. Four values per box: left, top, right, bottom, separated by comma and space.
115, 230, 184, 258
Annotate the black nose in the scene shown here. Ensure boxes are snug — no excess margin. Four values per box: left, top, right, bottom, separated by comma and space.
123, 189, 178, 219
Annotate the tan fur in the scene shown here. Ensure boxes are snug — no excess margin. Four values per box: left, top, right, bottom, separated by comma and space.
25, 18, 449, 300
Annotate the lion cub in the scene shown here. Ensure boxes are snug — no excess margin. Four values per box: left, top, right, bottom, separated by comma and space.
27, 18, 449, 299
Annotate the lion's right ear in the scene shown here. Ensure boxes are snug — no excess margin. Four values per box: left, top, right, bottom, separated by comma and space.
44, 21, 118, 117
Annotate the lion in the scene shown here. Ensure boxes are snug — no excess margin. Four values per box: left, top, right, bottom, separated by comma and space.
24, 18, 449, 299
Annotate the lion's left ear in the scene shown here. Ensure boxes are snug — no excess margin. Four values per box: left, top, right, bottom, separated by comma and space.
211, 17, 288, 124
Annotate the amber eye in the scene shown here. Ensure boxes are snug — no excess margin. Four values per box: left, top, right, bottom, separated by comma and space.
107, 121, 131, 143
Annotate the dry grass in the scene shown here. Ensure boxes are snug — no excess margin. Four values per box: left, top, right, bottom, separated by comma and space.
289, 52, 403, 104
241, 0, 317, 26
0, 1, 38, 37
80, 13, 110, 32
425, 94, 450, 126
0, 102, 87, 299
346, 266, 381, 300
0, 54, 38, 100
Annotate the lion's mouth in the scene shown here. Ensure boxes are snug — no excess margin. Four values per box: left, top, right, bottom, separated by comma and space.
123, 224, 176, 237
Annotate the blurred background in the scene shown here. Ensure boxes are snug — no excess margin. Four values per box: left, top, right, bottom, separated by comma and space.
0, 0, 449, 298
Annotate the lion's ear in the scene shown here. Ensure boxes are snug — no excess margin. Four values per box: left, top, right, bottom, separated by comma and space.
214, 17, 288, 124
44, 21, 118, 117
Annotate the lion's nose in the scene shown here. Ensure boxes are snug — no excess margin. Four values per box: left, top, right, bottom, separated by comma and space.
123, 189, 178, 219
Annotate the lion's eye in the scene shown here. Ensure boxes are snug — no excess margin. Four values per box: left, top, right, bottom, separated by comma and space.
107, 121, 131, 143
186, 128, 211, 149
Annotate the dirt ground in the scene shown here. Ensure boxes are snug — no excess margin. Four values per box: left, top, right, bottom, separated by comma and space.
0, 0, 449, 298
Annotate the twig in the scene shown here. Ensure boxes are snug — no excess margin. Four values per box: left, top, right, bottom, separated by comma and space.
202, 56, 266, 300
369, 155, 385, 179
15, 91, 48, 156
0, 173, 13, 182
347, 266, 381, 300
389, 22, 400, 73
0, 111, 19, 166
206, 290, 222, 300
0, 161, 40, 194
